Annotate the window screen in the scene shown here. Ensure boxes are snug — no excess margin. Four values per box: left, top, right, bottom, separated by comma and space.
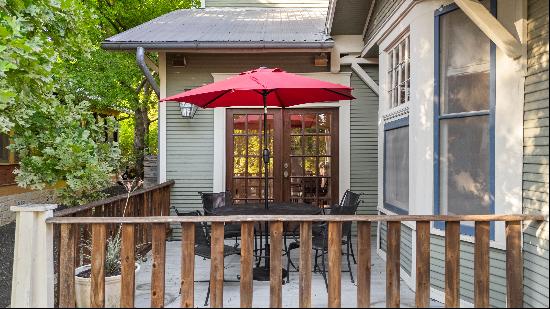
384, 125, 409, 213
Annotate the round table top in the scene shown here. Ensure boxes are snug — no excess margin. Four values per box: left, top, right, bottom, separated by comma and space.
212, 202, 322, 216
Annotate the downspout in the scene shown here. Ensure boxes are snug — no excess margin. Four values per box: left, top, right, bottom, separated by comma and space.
136, 47, 160, 99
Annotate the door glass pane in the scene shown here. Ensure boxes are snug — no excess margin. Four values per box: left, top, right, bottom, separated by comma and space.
247, 115, 260, 134
233, 157, 246, 176
233, 115, 246, 134
290, 136, 302, 155
291, 114, 303, 134
304, 136, 316, 155
304, 157, 317, 176
248, 157, 260, 176
384, 126, 409, 212
439, 8, 490, 114
291, 157, 304, 176
318, 136, 331, 155
319, 157, 331, 177
247, 136, 260, 155
439, 116, 490, 216
304, 114, 316, 134
317, 113, 331, 134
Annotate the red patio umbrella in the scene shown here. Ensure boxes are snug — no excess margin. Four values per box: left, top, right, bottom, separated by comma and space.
161, 67, 353, 281
161, 67, 354, 210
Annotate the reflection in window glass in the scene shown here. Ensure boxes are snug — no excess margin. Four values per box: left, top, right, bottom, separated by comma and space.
384, 125, 409, 213
387, 35, 410, 108
439, 117, 490, 216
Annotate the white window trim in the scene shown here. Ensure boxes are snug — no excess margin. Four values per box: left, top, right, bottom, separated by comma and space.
211, 72, 352, 203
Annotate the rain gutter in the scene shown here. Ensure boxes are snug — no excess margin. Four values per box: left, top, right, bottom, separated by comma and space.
103, 41, 335, 50
136, 47, 160, 99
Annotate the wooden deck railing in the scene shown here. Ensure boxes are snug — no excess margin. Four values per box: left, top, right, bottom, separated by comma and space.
47, 214, 545, 308
53, 180, 174, 266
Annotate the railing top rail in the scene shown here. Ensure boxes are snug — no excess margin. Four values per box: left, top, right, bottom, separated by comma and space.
53, 180, 175, 218
46, 214, 547, 224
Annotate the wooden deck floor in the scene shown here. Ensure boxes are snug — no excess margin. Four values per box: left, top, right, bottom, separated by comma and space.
133, 239, 443, 308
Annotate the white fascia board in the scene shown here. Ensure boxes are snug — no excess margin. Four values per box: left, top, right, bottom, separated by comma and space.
455, 0, 522, 59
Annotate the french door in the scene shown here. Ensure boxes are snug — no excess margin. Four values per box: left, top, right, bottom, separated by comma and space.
226, 108, 339, 208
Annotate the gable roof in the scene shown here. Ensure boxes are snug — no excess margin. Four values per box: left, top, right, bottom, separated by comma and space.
101, 8, 333, 50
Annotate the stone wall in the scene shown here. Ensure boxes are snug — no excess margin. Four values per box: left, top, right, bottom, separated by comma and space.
0, 190, 56, 226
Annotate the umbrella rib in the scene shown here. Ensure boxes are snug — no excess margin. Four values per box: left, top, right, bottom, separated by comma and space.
202, 89, 233, 109
322, 88, 355, 100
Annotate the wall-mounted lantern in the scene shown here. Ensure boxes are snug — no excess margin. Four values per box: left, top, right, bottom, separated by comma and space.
179, 102, 198, 119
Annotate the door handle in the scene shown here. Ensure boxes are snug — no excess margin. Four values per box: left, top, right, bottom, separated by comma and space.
283, 162, 289, 178
283, 170, 289, 178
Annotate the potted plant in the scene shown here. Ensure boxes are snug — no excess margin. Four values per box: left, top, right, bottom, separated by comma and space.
74, 178, 143, 308
74, 235, 141, 308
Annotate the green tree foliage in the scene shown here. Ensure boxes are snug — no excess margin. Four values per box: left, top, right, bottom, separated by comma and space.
0, 0, 120, 205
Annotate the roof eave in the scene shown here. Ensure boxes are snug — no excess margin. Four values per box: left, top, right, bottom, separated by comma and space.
101, 40, 335, 51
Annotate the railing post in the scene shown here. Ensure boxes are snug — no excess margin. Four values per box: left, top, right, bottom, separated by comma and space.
10, 204, 57, 308
506, 221, 523, 308
328, 221, 342, 308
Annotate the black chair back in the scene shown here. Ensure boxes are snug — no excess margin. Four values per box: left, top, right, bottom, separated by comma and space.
330, 205, 358, 237
174, 210, 210, 245
199, 191, 232, 215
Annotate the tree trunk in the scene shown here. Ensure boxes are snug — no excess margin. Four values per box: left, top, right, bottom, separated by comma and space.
134, 83, 152, 179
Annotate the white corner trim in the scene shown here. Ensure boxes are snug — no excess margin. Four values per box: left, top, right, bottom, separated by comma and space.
325, 0, 338, 34
455, 0, 522, 59
158, 52, 167, 183
200, 0, 205, 8
351, 63, 379, 95
362, 0, 377, 38
211, 72, 352, 201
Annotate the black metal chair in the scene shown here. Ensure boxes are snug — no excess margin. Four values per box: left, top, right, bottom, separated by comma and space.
283, 190, 363, 283
199, 191, 241, 245
173, 210, 240, 306
312, 202, 359, 289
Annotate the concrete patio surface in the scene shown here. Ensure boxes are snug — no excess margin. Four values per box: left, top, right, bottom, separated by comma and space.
134, 239, 443, 308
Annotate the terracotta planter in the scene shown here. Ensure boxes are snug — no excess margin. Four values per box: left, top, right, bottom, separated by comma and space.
74, 263, 140, 308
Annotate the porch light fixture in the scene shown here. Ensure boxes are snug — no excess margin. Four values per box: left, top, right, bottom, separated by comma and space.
179, 102, 198, 119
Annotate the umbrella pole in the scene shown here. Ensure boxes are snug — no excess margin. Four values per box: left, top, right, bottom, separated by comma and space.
262, 91, 270, 273
262, 91, 270, 211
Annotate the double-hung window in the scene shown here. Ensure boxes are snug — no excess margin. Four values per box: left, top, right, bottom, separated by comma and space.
387, 35, 410, 108
434, 1, 495, 234
384, 117, 409, 214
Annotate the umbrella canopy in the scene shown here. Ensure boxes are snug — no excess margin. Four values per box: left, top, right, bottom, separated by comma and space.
160, 67, 354, 107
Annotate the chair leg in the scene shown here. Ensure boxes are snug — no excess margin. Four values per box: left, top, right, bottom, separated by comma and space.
314, 249, 319, 273
321, 250, 328, 290
346, 242, 355, 284
205, 282, 210, 307
349, 234, 357, 264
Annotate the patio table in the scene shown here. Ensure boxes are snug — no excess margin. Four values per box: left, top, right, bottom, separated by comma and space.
213, 202, 322, 281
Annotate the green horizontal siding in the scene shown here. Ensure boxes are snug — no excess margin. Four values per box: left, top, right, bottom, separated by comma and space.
430, 235, 507, 307
523, 0, 549, 307
379, 221, 413, 276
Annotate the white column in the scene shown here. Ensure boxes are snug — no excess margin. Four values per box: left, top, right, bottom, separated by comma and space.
10, 204, 57, 308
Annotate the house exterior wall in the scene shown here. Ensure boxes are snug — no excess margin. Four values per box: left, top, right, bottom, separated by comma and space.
523, 0, 549, 307
205, 0, 329, 8
368, 0, 533, 306
164, 53, 375, 238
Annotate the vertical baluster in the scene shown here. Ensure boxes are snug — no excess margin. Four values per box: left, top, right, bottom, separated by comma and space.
210, 222, 225, 308
328, 221, 342, 308
474, 221, 490, 308
270, 222, 283, 308
91, 224, 106, 308
121, 224, 136, 308
299, 221, 312, 308
240, 222, 254, 308
506, 221, 523, 308
445, 221, 460, 308
59, 224, 76, 308
151, 223, 166, 308
357, 221, 371, 308
181, 222, 195, 308
416, 221, 430, 308
386, 221, 400, 308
